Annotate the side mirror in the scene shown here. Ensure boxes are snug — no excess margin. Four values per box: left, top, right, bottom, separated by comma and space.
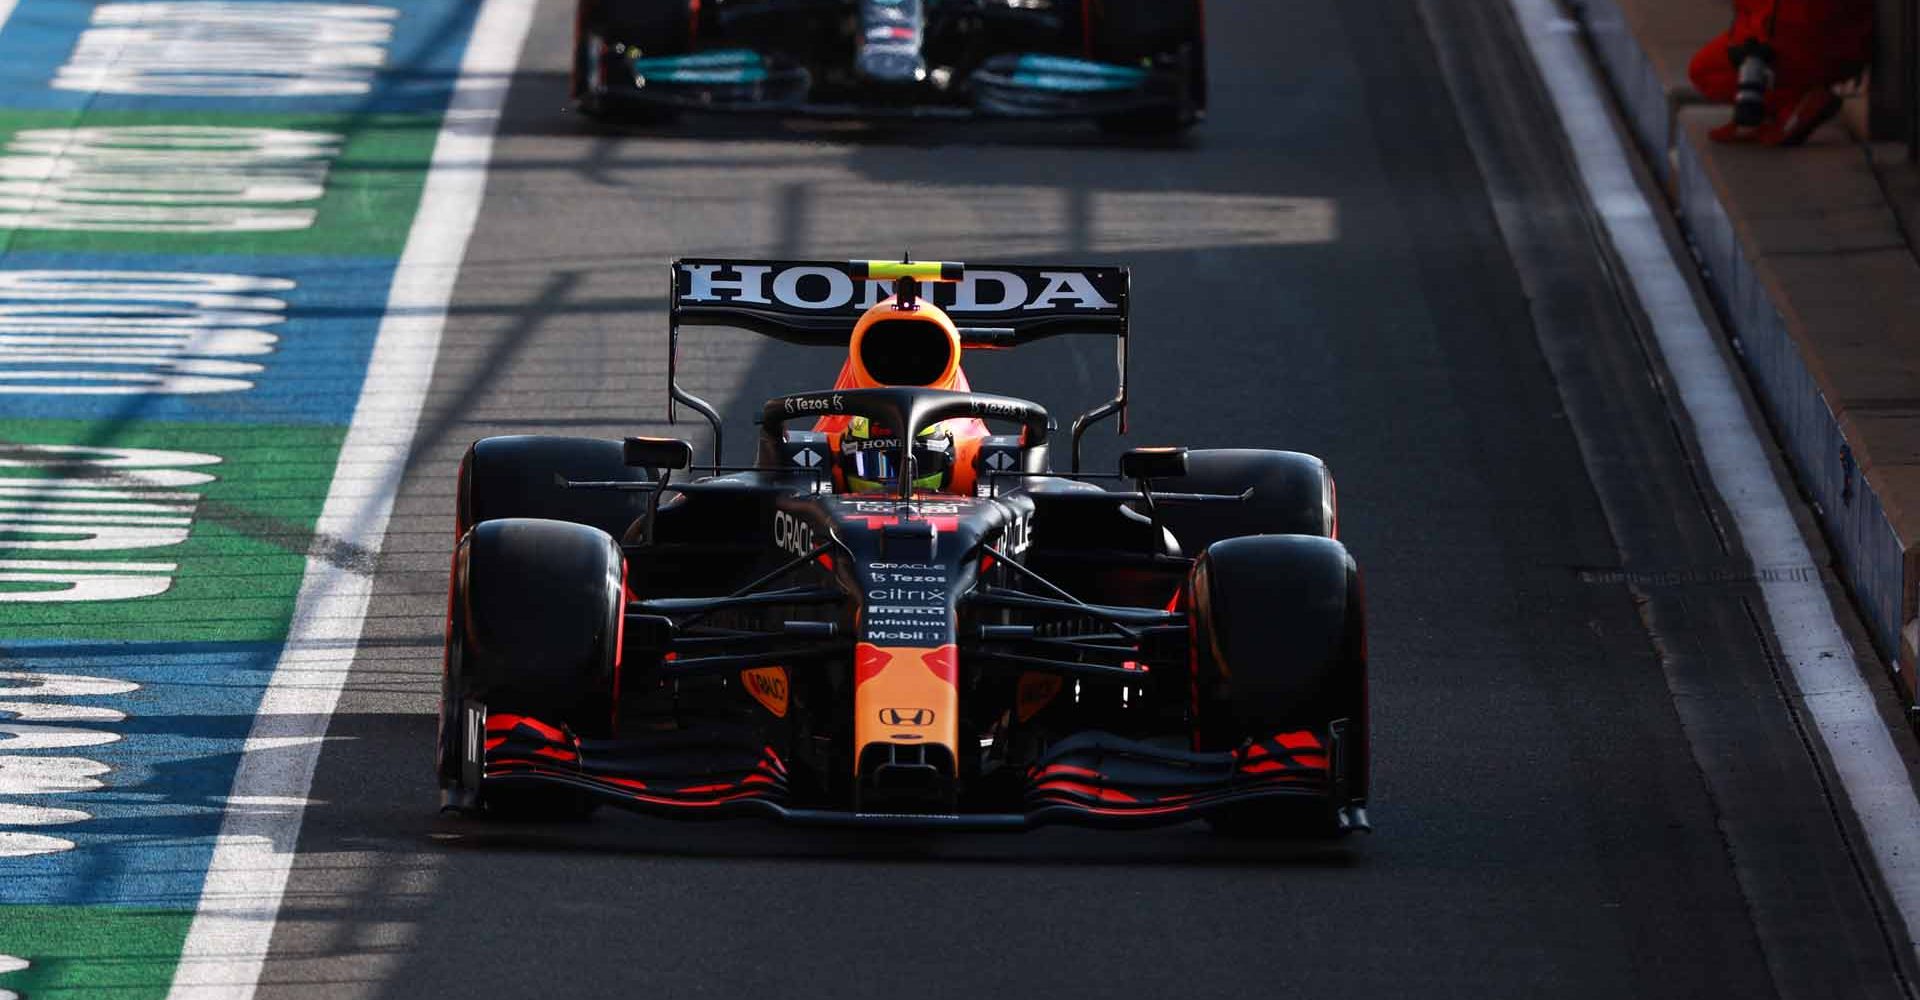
624, 436, 692, 471
1119, 446, 1188, 481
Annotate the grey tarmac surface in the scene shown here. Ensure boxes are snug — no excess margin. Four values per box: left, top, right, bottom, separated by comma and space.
257, 0, 1911, 997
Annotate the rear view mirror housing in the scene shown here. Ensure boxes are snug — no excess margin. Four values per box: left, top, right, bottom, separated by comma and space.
624, 436, 693, 471
1120, 446, 1189, 481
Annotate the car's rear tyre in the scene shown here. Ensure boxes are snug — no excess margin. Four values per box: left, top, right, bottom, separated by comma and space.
1188, 535, 1366, 837
1151, 449, 1335, 555
458, 435, 652, 541
441, 518, 625, 819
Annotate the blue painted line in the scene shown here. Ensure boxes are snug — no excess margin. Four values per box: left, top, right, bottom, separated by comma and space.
0, 640, 281, 908
0, 252, 398, 427
0, 0, 480, 115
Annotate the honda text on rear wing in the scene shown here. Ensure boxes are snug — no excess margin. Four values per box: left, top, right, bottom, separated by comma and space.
666, 258, 1130, 472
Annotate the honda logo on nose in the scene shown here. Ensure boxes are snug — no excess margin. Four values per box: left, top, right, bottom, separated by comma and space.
879, 707, 934, 727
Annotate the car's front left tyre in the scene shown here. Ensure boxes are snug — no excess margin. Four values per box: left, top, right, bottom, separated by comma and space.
440, 518, 625, 819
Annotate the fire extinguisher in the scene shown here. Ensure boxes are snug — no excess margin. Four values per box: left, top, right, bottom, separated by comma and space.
1729, 38, 1777, 126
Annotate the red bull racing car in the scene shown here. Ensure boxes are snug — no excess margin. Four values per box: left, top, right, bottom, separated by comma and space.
571, 0, 1205, 132
438, 258, 1368, 835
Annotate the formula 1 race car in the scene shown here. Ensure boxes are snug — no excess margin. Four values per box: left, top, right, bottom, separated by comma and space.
571, 0, 1205, 132
438, 258, 1367, 835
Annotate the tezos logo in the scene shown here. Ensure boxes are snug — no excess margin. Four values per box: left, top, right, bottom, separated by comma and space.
783, 393, 842, 416
773, 509, 815, 557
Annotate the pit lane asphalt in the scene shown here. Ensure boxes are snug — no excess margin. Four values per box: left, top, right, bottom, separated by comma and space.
254, 1, 1916, 996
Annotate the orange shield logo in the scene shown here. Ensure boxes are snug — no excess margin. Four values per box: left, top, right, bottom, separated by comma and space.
740, 666, 789, 717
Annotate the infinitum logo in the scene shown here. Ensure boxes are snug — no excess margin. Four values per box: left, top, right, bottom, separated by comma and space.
0, 443, 219, 603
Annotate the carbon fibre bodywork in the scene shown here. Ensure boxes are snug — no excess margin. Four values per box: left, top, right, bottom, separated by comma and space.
473, 713, 1353, 830
440, 389, 1369, 833
438, 259, 1367, 836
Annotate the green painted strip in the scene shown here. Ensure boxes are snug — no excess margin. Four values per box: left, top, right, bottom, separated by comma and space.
0, 418, 345, 641
0, 110, 440, 258
0, 907, 191, 999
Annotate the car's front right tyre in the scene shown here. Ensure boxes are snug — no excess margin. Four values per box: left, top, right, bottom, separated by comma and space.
1188, 534, 1367, 837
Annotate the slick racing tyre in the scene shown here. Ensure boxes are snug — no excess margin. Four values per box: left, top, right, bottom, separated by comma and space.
1152, 449, 1335, 556
573, 0, 691, 122
1086, 0, 1200, 61
441, 518, 625, 818
1086, 0, 1204, 134
457, 435, 652, 541
1189, 535, 1367, 837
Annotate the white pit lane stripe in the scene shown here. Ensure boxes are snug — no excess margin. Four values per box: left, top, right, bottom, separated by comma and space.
162, 0, 538, 996
1506, 0, 1920, 965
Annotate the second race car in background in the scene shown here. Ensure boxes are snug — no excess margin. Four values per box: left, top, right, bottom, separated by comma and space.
571, 0, 1206, 132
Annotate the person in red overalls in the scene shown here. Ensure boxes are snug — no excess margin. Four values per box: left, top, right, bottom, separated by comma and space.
1689, 0, 1872, 145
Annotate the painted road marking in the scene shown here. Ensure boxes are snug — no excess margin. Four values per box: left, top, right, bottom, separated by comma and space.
0, 642, 293, 909
0, 684, 124, 858
0, 954, 22, 1000
0, 270, 291, 396
1509, 0, 1920, 966
0, 258, 399, 426
56, 3, 397, 98
0, 126, 343, 232
0, 0, 483, 992
0, 442, 217, 604
0, 0, 464, 115
165, 0, 536, 995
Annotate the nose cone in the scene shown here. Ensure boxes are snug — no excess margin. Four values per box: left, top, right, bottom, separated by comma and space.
848, 298, 962, 390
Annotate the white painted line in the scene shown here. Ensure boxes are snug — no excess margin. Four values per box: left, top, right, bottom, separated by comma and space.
162, 1, 537, 996
1507, 0, 1920, 965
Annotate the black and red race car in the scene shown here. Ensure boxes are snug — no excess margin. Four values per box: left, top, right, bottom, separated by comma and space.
438, 258, 1368, 835
571, 0, 1205, 132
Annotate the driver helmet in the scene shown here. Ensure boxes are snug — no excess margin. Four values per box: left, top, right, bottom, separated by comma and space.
840, 416, 954, 494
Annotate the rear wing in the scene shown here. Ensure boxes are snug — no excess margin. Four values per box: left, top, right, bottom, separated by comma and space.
666, 258, 1131, 471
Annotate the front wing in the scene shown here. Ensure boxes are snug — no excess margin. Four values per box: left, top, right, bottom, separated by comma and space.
464, 710, 1367, 832
589, 50, 1195, 122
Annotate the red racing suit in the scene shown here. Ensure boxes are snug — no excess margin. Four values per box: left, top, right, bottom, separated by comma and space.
1689, 0, 1871, 139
